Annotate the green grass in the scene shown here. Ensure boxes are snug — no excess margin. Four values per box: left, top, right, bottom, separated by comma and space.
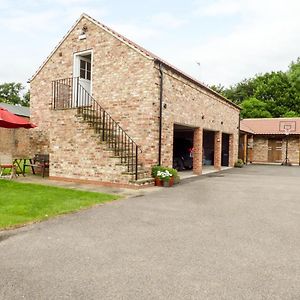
0, 180, 120, 229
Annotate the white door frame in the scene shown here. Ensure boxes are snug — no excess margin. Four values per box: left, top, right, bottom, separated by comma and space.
73, 49, 93, 95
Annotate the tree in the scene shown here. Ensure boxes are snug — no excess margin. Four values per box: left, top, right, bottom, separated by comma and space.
23, 91, 30, 106
210, 57, 300, 118
222, 78, 256, 104
240, 98, 272, 118
287, 58, 300, 93
210, 84, 225, 94
0, 82, 29, 107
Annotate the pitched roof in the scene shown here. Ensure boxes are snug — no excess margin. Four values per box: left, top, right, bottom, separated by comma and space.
29, 13, 239, 110
240, 118, 300, 135
0, 103, 30, 117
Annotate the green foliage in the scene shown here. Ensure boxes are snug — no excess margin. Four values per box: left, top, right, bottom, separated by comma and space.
287, 58, 300, 93
240, 98, 272, 118
211, 58, 300, 118
234, 159, 244, 168
283, 110, 298, 117
210, 84, 225, 94
151, 165, 164, 178
0, 180, 119, 229
0, 82, 30, 107
151, 165, 179, 182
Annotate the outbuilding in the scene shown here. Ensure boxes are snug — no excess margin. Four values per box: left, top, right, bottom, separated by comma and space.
240, 118, 300, 165
29, 13, 240, 185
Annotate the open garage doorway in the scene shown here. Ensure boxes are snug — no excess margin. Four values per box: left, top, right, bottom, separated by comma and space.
222, 133, 230, 166
173, 124, 195, 171
203, 130, 215, 166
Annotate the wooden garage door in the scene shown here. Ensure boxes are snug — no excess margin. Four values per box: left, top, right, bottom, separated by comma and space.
268, 139, 282, 162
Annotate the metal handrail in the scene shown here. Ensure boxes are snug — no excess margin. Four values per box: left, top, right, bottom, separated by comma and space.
52, 77, 141, 180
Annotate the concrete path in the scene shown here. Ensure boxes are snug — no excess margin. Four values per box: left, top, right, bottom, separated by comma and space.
1, 165, 300, 299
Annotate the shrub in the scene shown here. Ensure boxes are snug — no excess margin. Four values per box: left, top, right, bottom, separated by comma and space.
234, 159, 244, 168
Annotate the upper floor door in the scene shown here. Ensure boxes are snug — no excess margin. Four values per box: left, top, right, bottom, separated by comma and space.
73, 52, 92, 106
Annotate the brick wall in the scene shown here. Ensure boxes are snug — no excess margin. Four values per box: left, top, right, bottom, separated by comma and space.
253, 136, 268, 162
49, 109, 134, 183
282, 136, 300, 164
30, 16, 158, 172
158, 65, 240, 168
30, 15, 240, 182
0, 119, 32, 158
252, 135, 300, 164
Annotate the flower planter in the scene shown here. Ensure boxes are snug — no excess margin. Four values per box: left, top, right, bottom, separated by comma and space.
163, 177, 174, 187
155, 177, 174, 187
155, 178, 163, 186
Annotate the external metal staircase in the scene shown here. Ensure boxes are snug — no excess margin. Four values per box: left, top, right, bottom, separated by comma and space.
52, 77, 152, 184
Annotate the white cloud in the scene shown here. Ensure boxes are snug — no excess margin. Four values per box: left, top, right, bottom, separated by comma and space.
0, 10, 58, 34
150, 12, 187, 29
0, 0, 299, 89
185, 0, 300, 85
109, 22, 160, 42
196, 0, 242, 16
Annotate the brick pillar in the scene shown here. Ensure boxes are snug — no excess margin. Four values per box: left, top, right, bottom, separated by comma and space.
214, 131, 222, 170
193, 128, 203, 175
229, 134, 235, 167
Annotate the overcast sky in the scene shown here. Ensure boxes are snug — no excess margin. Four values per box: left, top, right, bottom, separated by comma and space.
1, 0, 299, 89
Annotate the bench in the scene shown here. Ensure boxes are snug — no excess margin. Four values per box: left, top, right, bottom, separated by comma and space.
24, 154, 49, 177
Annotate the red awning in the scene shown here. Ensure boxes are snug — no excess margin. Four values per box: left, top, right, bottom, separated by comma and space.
0, 108, 36, 129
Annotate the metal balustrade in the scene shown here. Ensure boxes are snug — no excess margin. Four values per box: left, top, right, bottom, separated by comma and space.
52, 77, 141, 180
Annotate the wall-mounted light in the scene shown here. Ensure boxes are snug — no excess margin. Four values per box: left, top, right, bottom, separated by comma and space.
163, 103, 167, 109
221, 121, 224, 125
202, 115, 205, 119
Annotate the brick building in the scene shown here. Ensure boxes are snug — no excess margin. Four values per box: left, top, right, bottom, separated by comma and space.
240, 118, 300, 165
0, 103, 31, 158
29, 13, 240, 185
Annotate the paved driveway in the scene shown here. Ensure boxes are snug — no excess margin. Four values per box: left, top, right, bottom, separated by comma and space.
1, 165, 300, 299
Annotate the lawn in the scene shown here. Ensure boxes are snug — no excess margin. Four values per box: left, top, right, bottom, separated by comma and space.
0, 180, 120, 229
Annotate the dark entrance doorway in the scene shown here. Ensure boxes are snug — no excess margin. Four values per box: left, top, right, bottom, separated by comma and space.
222, 133, 230, 166
203, 130, 215, 166
173, 124, 194, 171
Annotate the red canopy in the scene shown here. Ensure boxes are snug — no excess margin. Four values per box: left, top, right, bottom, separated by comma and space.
0, 108, 36, 129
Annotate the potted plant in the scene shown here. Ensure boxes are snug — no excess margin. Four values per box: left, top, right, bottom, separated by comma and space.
157, 170, 173, 187
151, 165, 179, 187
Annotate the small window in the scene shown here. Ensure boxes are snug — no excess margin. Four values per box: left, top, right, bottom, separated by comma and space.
79, 59, 91, 80
80, 68, 85, 79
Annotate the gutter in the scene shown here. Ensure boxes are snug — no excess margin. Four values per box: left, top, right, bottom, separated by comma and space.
158, 62, 163, 166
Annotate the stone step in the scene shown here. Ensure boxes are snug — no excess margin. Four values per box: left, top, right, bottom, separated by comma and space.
129, 177, 155, 186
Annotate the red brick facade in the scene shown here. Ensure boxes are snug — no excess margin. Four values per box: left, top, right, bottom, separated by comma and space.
29, 14, 240, 184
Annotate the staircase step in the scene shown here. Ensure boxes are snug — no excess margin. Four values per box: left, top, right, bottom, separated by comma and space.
74, 96, 144, 184
122, 171, 147, 175
129, 177, 155, 186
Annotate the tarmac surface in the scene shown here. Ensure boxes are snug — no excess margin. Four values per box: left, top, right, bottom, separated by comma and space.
1, 165, 300, 299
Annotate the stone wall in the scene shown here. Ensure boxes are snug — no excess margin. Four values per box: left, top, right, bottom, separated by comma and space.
253, 136, 268, 162
252, 135, 300, 164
